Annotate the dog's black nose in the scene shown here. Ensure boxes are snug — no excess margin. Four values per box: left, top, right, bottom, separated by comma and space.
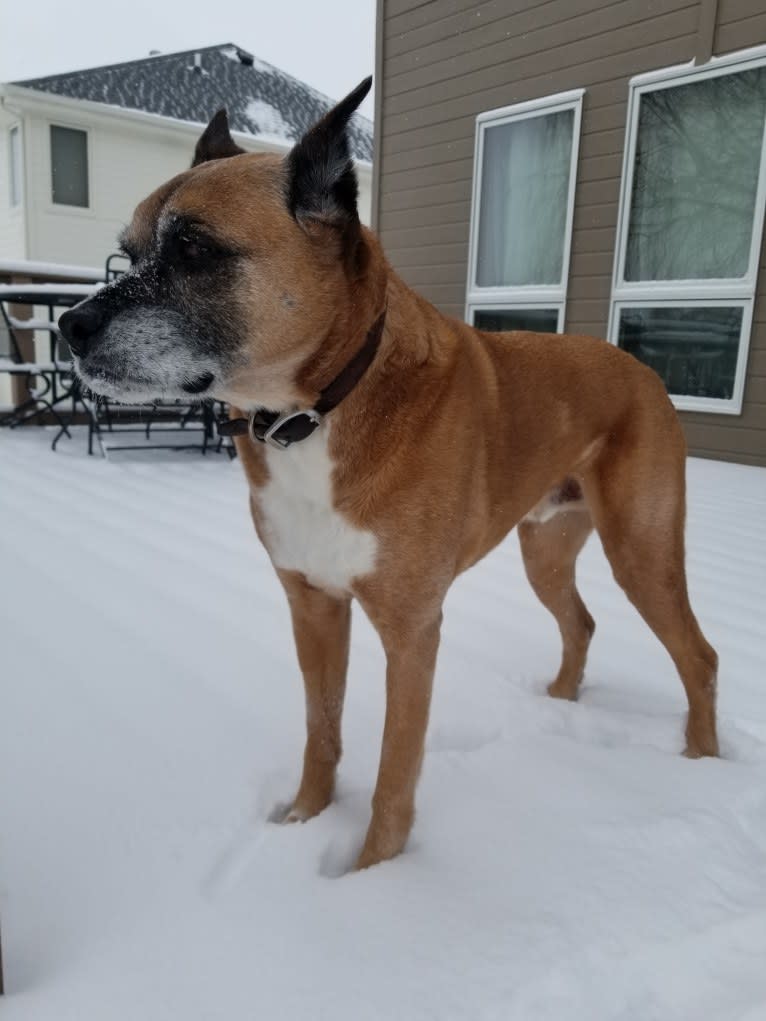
59, 301, 104, 357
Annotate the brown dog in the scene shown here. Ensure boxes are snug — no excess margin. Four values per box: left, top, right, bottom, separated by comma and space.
60, 78, 719, 870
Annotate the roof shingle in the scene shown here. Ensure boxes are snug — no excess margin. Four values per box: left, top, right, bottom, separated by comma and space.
14, 43, 373, 162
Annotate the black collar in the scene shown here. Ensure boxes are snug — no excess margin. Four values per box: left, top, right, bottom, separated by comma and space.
217, 307, 386, 449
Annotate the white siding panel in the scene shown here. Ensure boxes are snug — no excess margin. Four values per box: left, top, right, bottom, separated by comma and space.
18, 107, 371, 267
25, 113, 191, 266
0, 108, 28, 262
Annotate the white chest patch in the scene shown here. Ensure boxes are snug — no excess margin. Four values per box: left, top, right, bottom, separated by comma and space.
255, 425, 378, 592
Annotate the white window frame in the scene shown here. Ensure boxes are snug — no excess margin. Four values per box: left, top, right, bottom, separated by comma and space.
9, 124, 23, 206
609, 45, 766, 415
466, 89, 584, 332
48, 121, 92, 212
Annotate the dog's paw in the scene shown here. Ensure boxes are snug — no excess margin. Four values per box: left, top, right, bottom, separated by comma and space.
682, 740, 720, 759
267, 800, 303, 824
268, 794, 331, 824
547, 677, 581, 701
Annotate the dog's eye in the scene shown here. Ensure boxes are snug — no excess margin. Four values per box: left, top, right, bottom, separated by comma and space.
178, 236, 208, 262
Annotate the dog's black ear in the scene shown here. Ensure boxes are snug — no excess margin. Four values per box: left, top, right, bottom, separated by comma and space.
192, 109, 246, 167
286, 77, 372, 229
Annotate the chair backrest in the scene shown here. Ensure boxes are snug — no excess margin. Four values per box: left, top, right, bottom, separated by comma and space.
0, 301, 23, 362
0, 322, 11, 360
104, 252, 131, 282
53, 327, 71, 365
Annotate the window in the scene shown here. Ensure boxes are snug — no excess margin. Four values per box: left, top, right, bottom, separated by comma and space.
466, 90, 584, 333
474, 308, 560, 333
610, 50, 766, 414
50, 125, 89, 207
9, 125, 22, 206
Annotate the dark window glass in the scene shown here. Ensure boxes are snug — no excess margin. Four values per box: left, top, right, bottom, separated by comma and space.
474, 308, 560, 333
617, 306, 742, 399
51, 126, 89, 207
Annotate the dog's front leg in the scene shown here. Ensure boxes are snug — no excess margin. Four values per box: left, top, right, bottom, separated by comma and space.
356, 611, 442, 869
278, 570, 351, 822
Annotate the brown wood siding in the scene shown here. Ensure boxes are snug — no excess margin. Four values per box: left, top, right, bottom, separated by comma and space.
376, 0, 766, 466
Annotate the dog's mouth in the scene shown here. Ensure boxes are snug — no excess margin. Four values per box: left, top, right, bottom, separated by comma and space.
75, 362, 217, 403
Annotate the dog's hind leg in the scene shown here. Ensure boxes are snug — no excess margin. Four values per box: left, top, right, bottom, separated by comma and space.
518, 507, 595, 701
582, 422, 719, 758
277, 570, 352, 821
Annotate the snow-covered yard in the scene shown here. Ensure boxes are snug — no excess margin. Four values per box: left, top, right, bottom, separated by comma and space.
1, 427, 765, 1020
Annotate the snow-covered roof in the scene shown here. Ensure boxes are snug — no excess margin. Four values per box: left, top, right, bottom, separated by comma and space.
12, 43, 373, 162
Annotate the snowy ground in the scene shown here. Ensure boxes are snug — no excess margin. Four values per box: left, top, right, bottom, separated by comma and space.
1, 427, 765, 1020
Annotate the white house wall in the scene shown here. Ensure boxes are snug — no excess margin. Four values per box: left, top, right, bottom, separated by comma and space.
13, 93, 373, 270
357, 168, 372, 228
0, 106, 28, 261
23, 109, 193, 267
0, 107, 26, 406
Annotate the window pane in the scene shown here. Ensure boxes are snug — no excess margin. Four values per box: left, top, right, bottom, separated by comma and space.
9, 126, 22, 206
51, 126, 89, 207
474, 308, 559, 333
477, 109, 574, 287
626, 67, 766, 281
617, 306, 742, 399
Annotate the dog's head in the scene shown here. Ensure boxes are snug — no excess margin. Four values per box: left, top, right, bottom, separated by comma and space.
60, 77, 380, 409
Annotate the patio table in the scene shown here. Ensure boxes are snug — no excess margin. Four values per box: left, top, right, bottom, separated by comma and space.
0, 282, 100, 448
0, 282, 234, 457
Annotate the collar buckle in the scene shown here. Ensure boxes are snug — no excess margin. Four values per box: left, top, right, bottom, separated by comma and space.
249, 408, 322, 449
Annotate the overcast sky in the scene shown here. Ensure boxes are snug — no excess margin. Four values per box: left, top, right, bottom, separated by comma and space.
0, 0, 376, 116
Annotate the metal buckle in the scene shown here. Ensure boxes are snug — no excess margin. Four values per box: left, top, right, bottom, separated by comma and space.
249, 408, 322, 450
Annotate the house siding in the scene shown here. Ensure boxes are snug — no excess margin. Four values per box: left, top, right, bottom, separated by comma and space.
0, 107, 27, 408
0, 108, 28, 262
22, 109, 193, 268
376, 0, 766, 466
0, 91, 373, 273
